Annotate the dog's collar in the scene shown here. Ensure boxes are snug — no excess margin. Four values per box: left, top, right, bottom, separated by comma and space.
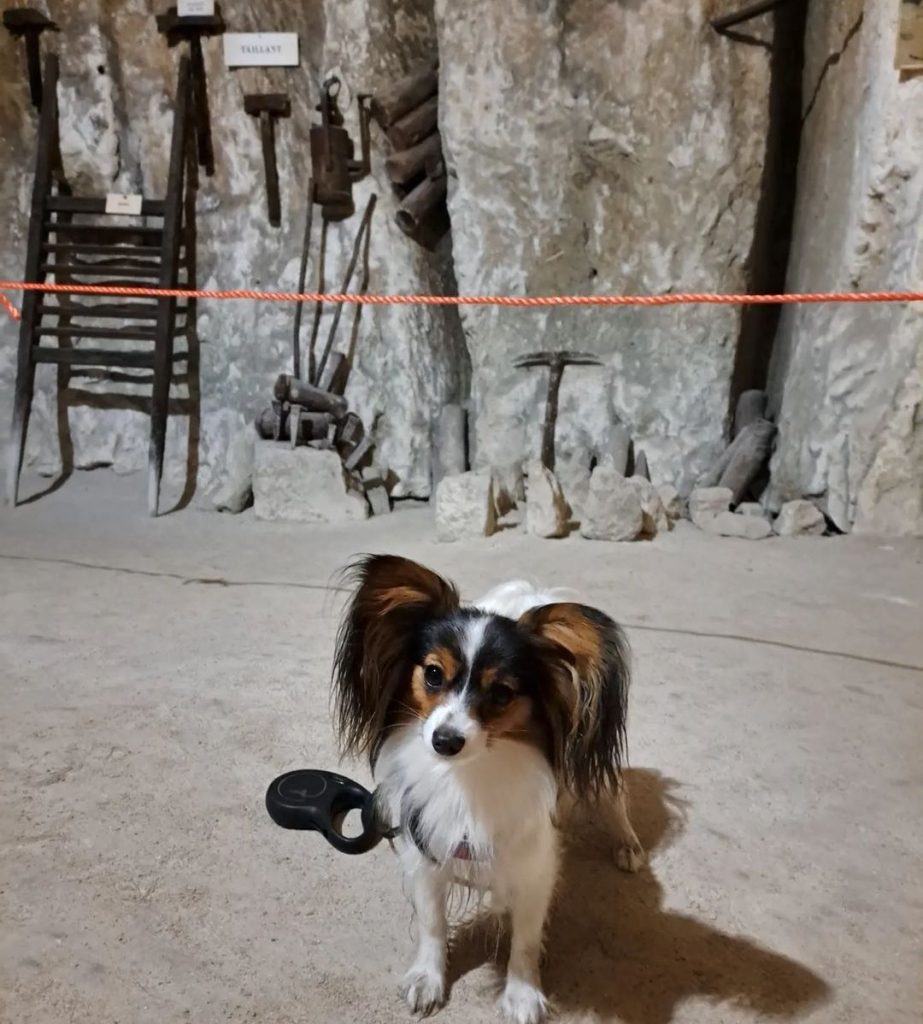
392, 795, 480, 864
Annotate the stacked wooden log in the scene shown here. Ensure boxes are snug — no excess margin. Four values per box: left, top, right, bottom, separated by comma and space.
696, 389, 776, 504
255, 375, 391, 515
371, 61, 449, 249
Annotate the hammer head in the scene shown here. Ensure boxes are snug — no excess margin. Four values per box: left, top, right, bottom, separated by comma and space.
244, 93, 291, 118
155, 5, 225, 42
514, 350, 601, 369
3, 8, 57, 35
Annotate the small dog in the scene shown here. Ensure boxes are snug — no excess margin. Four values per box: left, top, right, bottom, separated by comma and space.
332, 555, 644, 1024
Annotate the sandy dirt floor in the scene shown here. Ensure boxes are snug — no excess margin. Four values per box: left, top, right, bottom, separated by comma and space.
1, 471, 921, 1024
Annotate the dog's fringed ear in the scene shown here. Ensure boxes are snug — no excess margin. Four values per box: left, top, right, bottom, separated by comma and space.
332, 555, 460, 762
519, 602, 630, 799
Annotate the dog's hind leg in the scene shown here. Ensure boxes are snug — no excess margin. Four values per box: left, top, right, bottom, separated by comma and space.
602, 779, 646, 873
400, 859, 450, 1015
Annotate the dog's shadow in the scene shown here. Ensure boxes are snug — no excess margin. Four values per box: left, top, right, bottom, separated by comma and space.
448, 769, 831, 1023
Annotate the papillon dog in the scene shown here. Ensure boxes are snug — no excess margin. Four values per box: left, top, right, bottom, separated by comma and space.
332, 555, 644, 1024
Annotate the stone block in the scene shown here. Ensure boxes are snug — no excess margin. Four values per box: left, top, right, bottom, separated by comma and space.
580, 466, 644, 541
657, 484, 683, 520
253, 444, 368, 524
700, 510, 772, 540
435, 471, 497, 542
774, 500, 826, 537
689, 486, 733, 527
525, 461, 569, 538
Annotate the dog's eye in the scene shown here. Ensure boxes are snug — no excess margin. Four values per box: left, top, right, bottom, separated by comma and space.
423, 664, 444, 691
489, 684, 515, 708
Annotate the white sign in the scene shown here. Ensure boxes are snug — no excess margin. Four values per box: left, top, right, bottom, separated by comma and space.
178, 0, 215, 16
105, 193, 143, 216
223, 33, 299, 68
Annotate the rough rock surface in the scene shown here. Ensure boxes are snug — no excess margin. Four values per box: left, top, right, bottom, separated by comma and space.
555, 454, 592, 521
768, 1, 923, 535
491, 461, 524, 517
524, 460, 569, 538
435, 470, 497, 541
205, 426, 254, 513
689, 486, 733, 527
700, 510, 772, 540
580, 465, 643, 542
0, 0, 467, 501
657, 484, 683, 520
436, 0, 771, 491
774, 499, 826, 537
737, 501, 767, 518
629, 475, 669, 537
252, 444, 367, 523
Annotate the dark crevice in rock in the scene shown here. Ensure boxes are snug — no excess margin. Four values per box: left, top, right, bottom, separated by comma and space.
801, 13, 864, 124
729, 0, 809, 415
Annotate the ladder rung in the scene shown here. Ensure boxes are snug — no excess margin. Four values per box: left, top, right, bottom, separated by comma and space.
39, 302, 184, 321
40, 263, 163, 279
32, 347, 188, 368
33, 347, 157, 368
35, 325, 159, 341
46, 196, 166, 216
43, 222, 164, 239
42, 243, 167, 257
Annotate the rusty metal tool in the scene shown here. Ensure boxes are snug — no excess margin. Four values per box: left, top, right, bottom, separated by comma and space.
2, 7, 57, 109
515, 350, 601, 472
309, 76, 372, 222
244, 93, 291, 227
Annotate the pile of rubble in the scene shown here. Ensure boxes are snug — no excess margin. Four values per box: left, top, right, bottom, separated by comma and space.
433, 390, 828, 543
434, 463, 828, 543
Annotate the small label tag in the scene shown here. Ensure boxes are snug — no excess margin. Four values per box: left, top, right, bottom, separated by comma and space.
223, 32, 299, 68
105, 193, 143, 216
178, 0, 215, 15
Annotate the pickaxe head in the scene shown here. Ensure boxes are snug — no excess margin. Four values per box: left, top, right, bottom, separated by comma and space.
514, 350, 601, 370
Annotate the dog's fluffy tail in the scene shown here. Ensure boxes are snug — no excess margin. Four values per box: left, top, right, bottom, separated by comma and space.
474, 579, 579, 620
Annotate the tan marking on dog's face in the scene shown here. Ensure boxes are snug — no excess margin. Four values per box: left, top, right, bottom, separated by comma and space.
482, 692, 532, 739
408, 646, 459, 716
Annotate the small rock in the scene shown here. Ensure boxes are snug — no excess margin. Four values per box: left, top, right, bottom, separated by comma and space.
774, 499, 826, 536
491, 461, 525, 516
580, 465, 644, 541
525, 461, 570, 538
253, 444, 367, 523
700, 510, 772, 539
209, 428, 255, 513
555, 455, 592, 520
435, 471, 498, 542
689, 486, 733, 526
498, 507, 523, 529
628, 475, 670, 536
598, 422, 631, 476
632, 449, 651, 481
657, 484, 683, 520
432, 404, 467, 487
736, 502, 766, 518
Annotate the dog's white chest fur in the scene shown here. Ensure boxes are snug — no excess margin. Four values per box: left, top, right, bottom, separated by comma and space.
376, 725, 559, 897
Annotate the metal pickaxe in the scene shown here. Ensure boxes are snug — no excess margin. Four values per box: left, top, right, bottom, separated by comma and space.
515, 350, 601, 472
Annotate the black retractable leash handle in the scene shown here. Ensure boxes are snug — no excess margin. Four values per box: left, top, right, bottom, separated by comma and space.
265, 769, 387, 855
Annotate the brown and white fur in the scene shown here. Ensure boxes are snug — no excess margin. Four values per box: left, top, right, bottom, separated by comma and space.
331, 556, 644, 1024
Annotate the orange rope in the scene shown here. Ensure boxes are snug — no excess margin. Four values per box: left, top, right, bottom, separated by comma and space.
3, 280, 923, 323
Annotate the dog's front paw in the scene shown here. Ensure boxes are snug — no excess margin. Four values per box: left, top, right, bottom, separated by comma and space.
499, 978, 548, 1024
615, 838, 646, 873
400, 964, 446, 1016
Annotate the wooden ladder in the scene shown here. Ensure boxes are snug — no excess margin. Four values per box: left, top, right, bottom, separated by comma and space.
7, 54, 194, 515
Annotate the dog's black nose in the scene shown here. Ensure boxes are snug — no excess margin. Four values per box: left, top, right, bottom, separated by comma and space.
432, 727, 465, 756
